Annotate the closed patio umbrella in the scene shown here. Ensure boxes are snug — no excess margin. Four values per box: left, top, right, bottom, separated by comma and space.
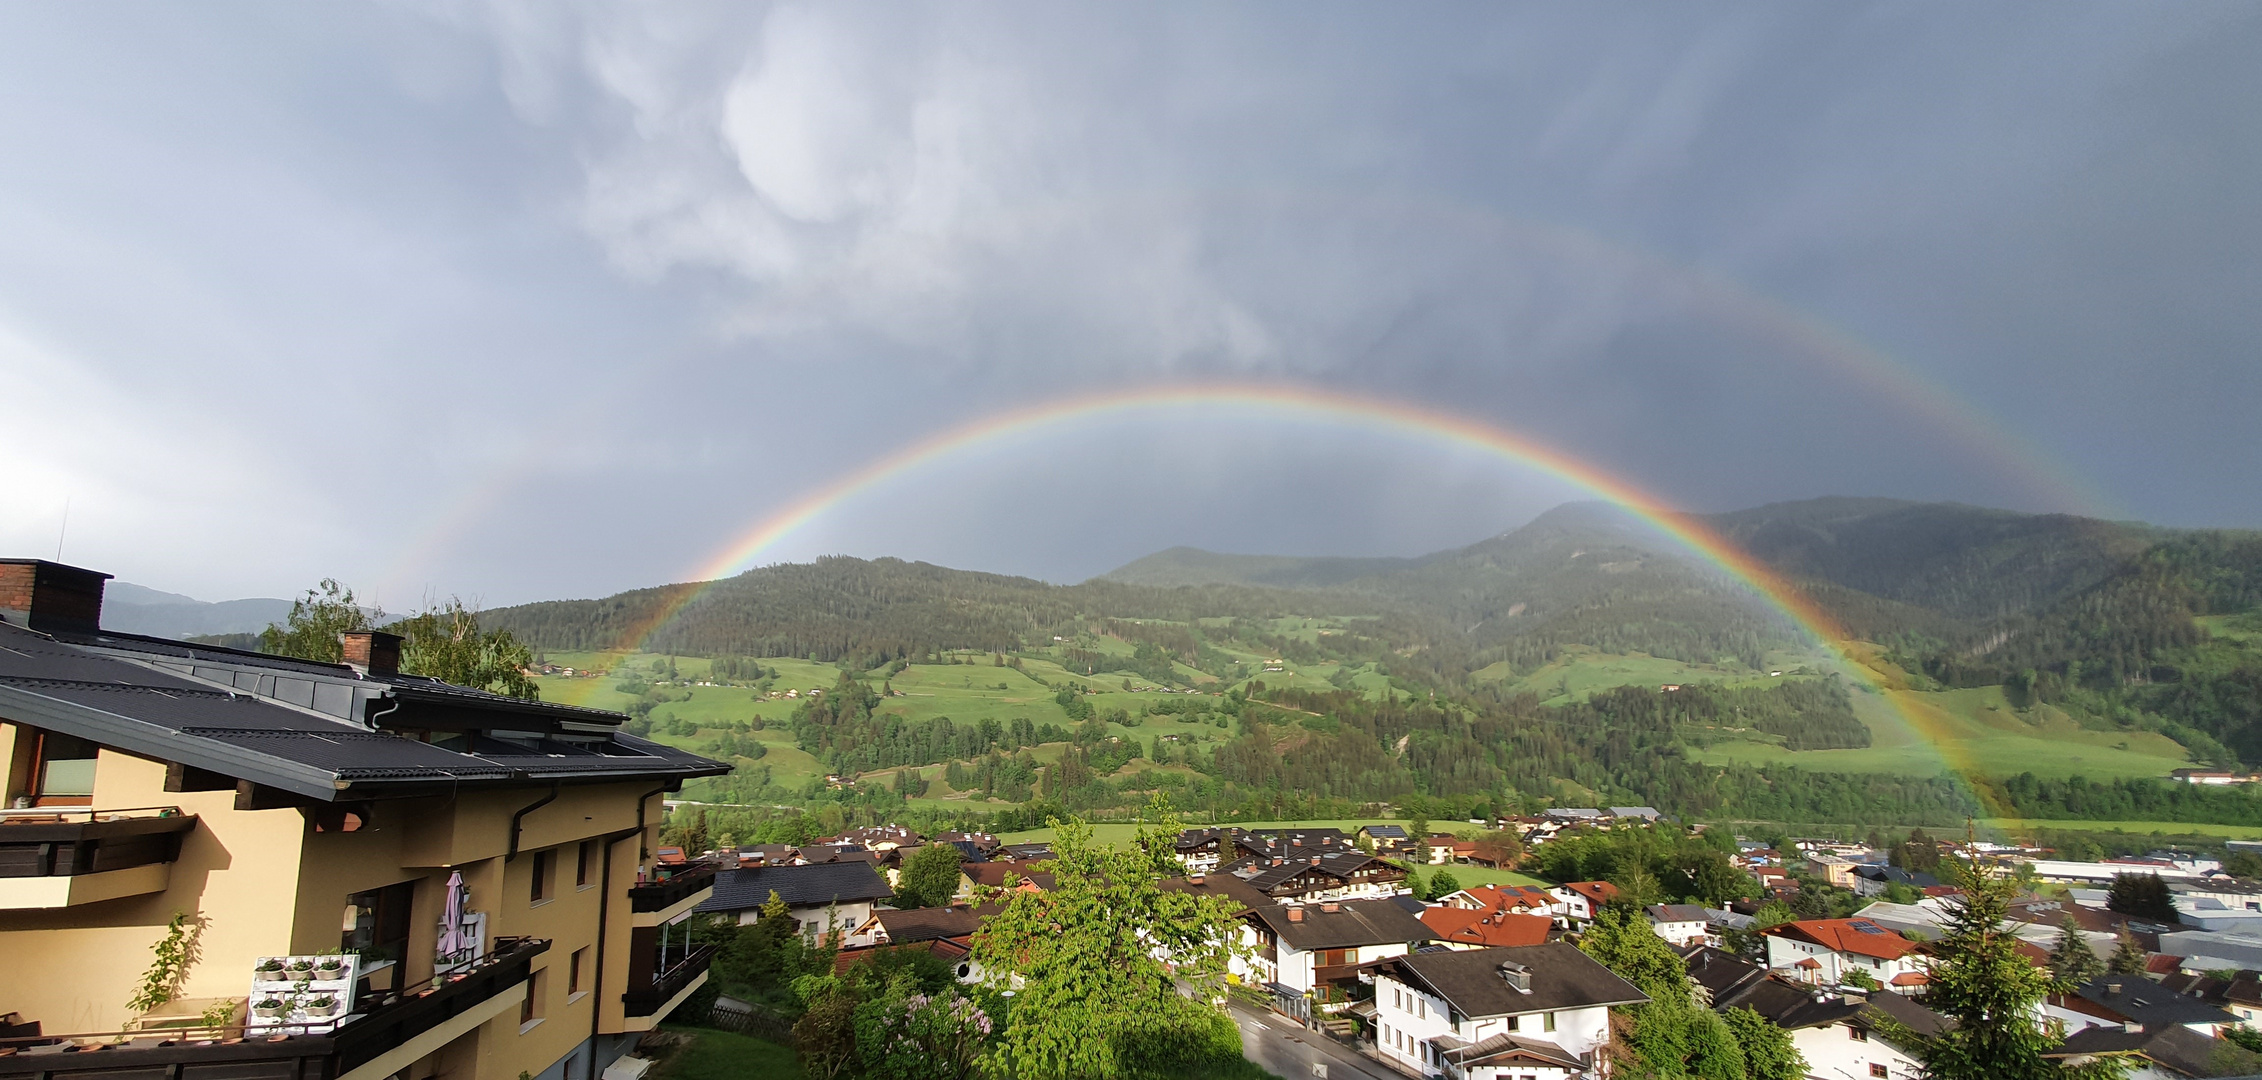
437, 871, 465, 967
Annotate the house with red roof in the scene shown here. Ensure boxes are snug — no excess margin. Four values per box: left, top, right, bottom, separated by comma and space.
1762, 917, 1927, 993
1439, 884, 1562, 920
1420, 905, 1554, 950
1550, 881, 1620, 923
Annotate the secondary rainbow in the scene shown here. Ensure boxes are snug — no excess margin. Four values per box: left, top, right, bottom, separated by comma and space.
613, 382, 1998, 808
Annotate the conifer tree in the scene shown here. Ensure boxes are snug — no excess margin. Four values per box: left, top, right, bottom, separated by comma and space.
2048, 916, 2103, 986
1888, 849, 2127, 1080
2106, 926, 2149, 975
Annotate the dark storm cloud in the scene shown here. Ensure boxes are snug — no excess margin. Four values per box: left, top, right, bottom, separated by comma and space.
0, 3, 2254, 603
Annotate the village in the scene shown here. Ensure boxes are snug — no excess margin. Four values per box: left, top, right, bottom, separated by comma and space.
649, 806, 2262, 1080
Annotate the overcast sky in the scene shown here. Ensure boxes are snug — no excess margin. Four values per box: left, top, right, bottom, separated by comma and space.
1, 3, 2256, 606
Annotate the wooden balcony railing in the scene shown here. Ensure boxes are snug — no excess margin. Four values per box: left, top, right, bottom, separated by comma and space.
622, 943, 716, 1018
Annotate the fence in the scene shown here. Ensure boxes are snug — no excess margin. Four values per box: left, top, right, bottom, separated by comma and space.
705, 998, 795, 1044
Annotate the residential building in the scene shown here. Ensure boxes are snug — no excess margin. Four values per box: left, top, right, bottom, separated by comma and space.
1644, 904, 1710, 948
1851, 865, 1940, 897
1807, 853, 1862, 889
1437, 884, 1561, 919
0, 560, 730, 1080
1548, 881, 1619, 924
1371, 944, 1646, 1079
1729, 981, 1943, 1080
2047, 1023, 2259, 1078
956, 861, 1053, 901
1763, 918, 1928, 992
1219, 850, 1407, 904
1606, 807, 1661, 823
1424, 835, 1459, 865
1242, 900, 1432, 1015
696, 861, 893, 938
2048, 976, 2239, 1038
1421, 905, 1552, 950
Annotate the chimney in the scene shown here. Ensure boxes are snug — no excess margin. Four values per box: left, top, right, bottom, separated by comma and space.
1287, 907, 1304, 922
1188, 874, 1205, 885
0, 560, 111, 635
1496, 961, 1531, 993
1322, 902, 1340, 913
2106, 982, 2123, 996
341, 630, 404, 675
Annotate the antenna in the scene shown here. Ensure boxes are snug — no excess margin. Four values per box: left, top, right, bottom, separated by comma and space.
55, 496, 70, 561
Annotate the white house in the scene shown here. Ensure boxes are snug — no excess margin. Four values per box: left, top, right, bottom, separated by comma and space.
1243, 899, 1434, 1015
1371, 944, 1647, 1080
1548, 881, 1619, 924
694, 861, 894, 938
1734, 981, 1942, 1080
1762, 917, 1929, 993
1644, 904, 1710, 948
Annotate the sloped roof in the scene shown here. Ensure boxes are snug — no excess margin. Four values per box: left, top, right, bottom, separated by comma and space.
1377, 944, 1648, 1018
2048, 1023, 2252, 1076
1421, 907, 1552, 948
1647, 904, 1710, 923
700, 862, 893, 912
0, 620, 727, 801
963, 863, 1054, 891
1765, 918, 1921, 960
1557, 881, 1620, 905
1250, 899, 1434, 951
873, 905, 995, 943
2072, 976, 2241, 1028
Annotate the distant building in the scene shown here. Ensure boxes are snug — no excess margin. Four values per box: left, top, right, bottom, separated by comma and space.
1244, 900, 1433, 1014
697, 862, 894, 937
1549, 881, 1620, 924
1645, 904, 1711, 949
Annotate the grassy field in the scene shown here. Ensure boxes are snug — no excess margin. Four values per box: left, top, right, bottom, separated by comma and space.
1690, 667, 2191, 782
652, 1027, 800, 1080
1986, 819, 2262, 840
1473, 645, 1822, 705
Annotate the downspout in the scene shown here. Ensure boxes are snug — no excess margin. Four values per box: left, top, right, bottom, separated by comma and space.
507, 781, 560, 861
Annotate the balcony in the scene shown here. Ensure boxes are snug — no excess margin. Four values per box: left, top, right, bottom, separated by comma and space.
0, 807, 198, 909
0, 938, 548, 1080
622, 943, 716, 1024
628, 865, 714, 924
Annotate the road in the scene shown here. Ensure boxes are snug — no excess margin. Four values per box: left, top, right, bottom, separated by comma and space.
1226, 1001, 1403, 1080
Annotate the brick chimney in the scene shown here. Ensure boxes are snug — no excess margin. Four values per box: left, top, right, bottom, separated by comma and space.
340, 630, 403, 675
0, 560, 111, 635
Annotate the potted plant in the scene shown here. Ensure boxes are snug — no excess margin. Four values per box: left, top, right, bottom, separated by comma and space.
314, 956, 348, 981
251, 999, 287, 1021
284, 958, 315, 981
254, 960, 286, 982
302, 996, 339, 1019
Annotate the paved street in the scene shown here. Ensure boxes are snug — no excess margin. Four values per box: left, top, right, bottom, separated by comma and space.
1226, 1001, 1402, 1080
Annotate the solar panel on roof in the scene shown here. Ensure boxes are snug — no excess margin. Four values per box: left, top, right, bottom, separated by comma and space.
1851, 920, 1884, 933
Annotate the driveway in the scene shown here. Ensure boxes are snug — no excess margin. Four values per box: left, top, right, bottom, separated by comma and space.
1226, 1000, 1403, 1080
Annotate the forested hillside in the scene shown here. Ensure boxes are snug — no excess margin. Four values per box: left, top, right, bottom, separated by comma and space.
488, 497, 2262, 830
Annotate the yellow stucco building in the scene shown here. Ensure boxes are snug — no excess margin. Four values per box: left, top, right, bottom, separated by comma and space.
0, 560, 729, 1080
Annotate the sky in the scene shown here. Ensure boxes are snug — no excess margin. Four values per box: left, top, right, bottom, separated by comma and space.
0, 3, 2256, 607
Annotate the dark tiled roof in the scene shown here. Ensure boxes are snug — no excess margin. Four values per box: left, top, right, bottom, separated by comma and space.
874, 905, 993, 943
2049, 1024, 2257, 1077
2073, 976, 2242, 1028
1162, 874, 1274, 913
964, 863, 1053, 891
1251, 900, 1434, 951
1376, 944, 1648, 1018
700, 862, 893, 912
1647, 904, 1709, 922
1681, 945, 1768, 1007
0, 621, 726, 800
1222, 850, 1399, 894
1445, 1033, 1584, 1071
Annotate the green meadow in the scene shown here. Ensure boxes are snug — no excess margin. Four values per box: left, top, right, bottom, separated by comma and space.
1473, 645, 1821, 705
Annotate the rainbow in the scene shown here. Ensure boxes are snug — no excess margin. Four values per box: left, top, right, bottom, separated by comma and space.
613, 381, 1999, 809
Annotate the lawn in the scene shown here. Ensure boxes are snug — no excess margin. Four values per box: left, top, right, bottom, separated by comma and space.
1986, 819, 2262, 840
1473, 645, 1819, 705
651, 1027, 801, 1080
1690, 674, 2192, 782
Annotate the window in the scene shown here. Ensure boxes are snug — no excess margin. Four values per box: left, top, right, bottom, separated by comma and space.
531, 850, 554, 904
520, 968, 547, 1027
28, 731, 98, 806
342, 881, 416, 964
568, 948, 586, 996
577, 841, 595, 888
1849, 1026, 1868, 1042
1870, 1066, 1888, 1079
1505, 1014, 1520, 1032
1543, 1012, 1556, 1033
